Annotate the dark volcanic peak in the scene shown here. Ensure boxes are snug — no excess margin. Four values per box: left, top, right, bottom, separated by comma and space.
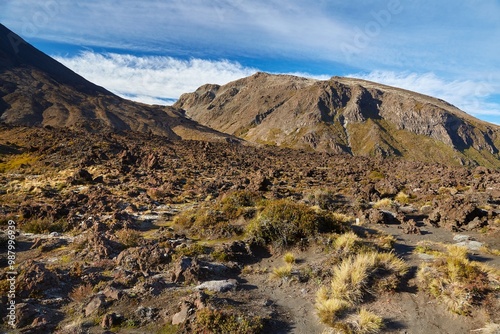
175, 72, 500, 167
0, 24, 108, 95
0, 24, 231, 141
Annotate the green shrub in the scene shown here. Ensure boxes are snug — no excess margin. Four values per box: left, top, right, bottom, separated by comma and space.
246, 200, 348, 249
116, 228, 142, 248
175, 243, 210, 259
174, 207, 243, 239
220, 190, 261, 219
21, 218, 68, 234
193, 308, 264, 334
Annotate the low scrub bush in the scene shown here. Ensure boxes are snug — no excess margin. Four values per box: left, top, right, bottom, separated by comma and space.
246, 199, 348, 249
220, 190, 261, 219
116, 228, 142, 248
21, 218, 68, 234
193, 308, 264, 334
174, 208, 242, 239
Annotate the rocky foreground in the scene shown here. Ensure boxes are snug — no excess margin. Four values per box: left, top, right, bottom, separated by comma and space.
0, 124, 499, 334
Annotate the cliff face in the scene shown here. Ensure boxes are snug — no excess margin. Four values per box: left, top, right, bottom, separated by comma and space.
0, 24, 231, 142
175, 72, 500, 167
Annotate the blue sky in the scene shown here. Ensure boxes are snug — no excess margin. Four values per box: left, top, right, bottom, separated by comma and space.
1, 0, 499, 124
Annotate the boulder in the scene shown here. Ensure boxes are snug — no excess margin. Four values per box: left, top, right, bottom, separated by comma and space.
101, 312, 122, 329
116, 244, 172, 272
195, 279, 237, 292
17, 261, 59, 298
171, 301, 192, 325
85, 294, 107, 317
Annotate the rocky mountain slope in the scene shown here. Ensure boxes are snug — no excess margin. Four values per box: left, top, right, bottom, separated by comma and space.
0, 24, 230, 141
175, 72, 500, 167
1, 124, 499, 333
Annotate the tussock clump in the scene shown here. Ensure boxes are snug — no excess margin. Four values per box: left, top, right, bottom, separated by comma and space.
246, 199, 349, 249
316, 251, 407, 333
350, 308, 384, 334
416, 244, 499, 315
372, 198, 394, 210
333, 232, 364, 257
270, 264, 293, 280
283, 252, 296, 264
394, 191, 410, 204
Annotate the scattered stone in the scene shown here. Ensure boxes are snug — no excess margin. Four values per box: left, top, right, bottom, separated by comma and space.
30, 237, 67, 252
453, 234, 483, 251
135, 306, 159, 323
116, 244, 172, 272
68, 168, 94, 185
263, 299, 274, 307
400, 219, 421, 234
101, 312, 122, 329
16, 303, 38, 327
85, 294, 107, 317
453, 235, 472, 243
102, 286, 123, 301
420, 205, 433, 215
195, 279, 237, 292
171, 257, 201, 284
171, 301, 192, 325
424, 210, 441, 227
417, 253, 436, 261
456, 240, 483, 251
17, 261, 59, 298
367, 209, 399, 224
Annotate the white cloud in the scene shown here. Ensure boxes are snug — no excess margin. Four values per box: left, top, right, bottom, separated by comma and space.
54, 51, 333, 105
55, 51, 258, 104
348, 71, 500, 120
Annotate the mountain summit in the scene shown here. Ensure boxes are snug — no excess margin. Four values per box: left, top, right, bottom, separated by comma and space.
0, 24, 229, 141
175, 72, 500, 167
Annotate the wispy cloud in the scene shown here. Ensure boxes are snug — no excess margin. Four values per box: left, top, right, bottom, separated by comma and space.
349, 71, 500, 119
54, 51, 258, 104
55, 51, 332, 105
2, 0, 500, 76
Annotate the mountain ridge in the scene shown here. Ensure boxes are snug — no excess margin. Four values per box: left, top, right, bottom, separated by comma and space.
0, 24, 232, 142
175, 72, 500, 167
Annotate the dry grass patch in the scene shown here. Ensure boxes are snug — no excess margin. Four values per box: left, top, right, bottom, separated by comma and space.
350, 308, 384, 334
316, 251, 408, 333
394, 191, 410, 204
372, 198, 394, 209
270, 264, 293, 280
416, 244, 499, 315
283, 252, 296, 264
0, 153, 39, 173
